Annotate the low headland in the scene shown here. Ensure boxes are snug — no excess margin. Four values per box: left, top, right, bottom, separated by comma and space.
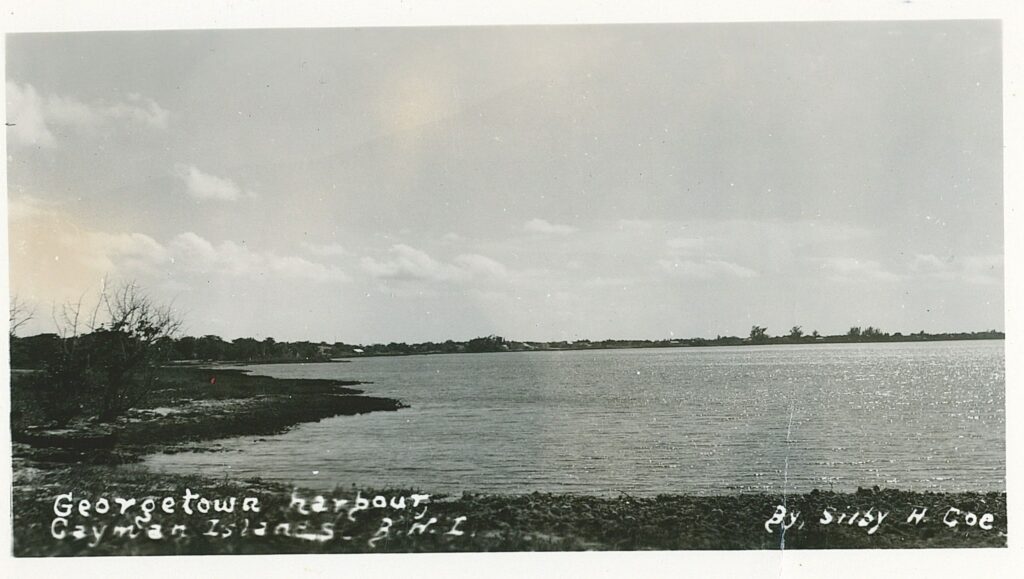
10, 364, 1007, 556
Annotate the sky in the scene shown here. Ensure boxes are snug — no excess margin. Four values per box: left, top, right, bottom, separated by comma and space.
5, 21, 1003, 343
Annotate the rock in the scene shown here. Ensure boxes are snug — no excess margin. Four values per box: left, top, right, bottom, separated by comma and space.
13, 426, 119, 450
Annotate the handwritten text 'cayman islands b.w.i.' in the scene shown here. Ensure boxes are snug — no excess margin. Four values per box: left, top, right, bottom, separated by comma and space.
49, 489, 468, 549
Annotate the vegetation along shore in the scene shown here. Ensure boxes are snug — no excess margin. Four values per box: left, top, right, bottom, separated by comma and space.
11, 327, 1005, 367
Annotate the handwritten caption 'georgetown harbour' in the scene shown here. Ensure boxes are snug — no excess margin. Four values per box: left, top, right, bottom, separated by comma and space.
49, 489, 467, 549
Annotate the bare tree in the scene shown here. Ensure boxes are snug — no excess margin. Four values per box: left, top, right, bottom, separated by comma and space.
91, 281, 182, 422
9, 294, 35, 337
25, 295, 99, 426
29, 282, 181, 425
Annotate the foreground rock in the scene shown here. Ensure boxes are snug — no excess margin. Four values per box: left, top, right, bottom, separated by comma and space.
11, 465, 1006, 556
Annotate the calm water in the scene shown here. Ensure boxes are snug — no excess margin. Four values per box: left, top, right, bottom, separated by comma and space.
143, 341, 1005, 496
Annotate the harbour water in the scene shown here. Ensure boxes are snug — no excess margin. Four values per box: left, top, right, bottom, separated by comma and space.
143, 341, 1005, 496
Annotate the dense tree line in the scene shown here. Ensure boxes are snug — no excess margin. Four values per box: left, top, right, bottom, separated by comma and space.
743, 325, 1003, 345
10, 283, 1005, 370
12, 313, 1006, 373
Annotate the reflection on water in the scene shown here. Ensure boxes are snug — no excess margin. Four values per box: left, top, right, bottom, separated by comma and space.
143, 341, 1005, 496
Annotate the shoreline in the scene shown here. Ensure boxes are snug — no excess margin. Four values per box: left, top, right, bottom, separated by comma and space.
13, 465, 1008, 555
10, 364, 1008, 555
11, 365, 406, 465
331, 336, 1006, 360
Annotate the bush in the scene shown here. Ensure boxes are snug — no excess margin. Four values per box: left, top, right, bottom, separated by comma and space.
16, 281, 181, 426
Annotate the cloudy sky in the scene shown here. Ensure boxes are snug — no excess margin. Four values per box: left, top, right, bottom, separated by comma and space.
6, 21, 1003, 343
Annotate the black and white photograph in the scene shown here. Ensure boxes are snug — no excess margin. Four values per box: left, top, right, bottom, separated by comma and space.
2, 1, 1019, 577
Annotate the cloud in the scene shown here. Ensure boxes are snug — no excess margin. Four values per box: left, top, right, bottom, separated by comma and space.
453, 253, 509, 279
264, 255, 351, 284
174, 164, 252, 201
168, 232, 349, 282
80, 231, 168, 275
6, 194, 58, 221
657, 259, 758, 280
614, 218, 871, 247
361, 244, 462, 282
666, 237, 705, 252
106, 94, 170, 128
6, 81, 168, 147
120, 231, 351, 283
909, 253, 951, 274
817, 257, 900, 282
910, 253, 1002, 285
960, 255, 1002, 285
9, 197, 172, 303
652, 228, 755, 281
7, 198, 349, 308
615, 219, 657, 233
584, 276, 639, 288
524, 218, 577, 235
169, 232, 258, 275
6, 83, 57, 146
301, 241, 350, 257
361, 244, 509, 283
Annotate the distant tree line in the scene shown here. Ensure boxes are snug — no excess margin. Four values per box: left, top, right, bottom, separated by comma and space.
11, 316, 1006, 372
13, 327, 1008, 369
743, 325, 1003, 345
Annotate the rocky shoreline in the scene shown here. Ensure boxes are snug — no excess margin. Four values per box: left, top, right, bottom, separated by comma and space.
13, 465, 1007, 556
9, 366, 1007, 555
11, 366, 406, 466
